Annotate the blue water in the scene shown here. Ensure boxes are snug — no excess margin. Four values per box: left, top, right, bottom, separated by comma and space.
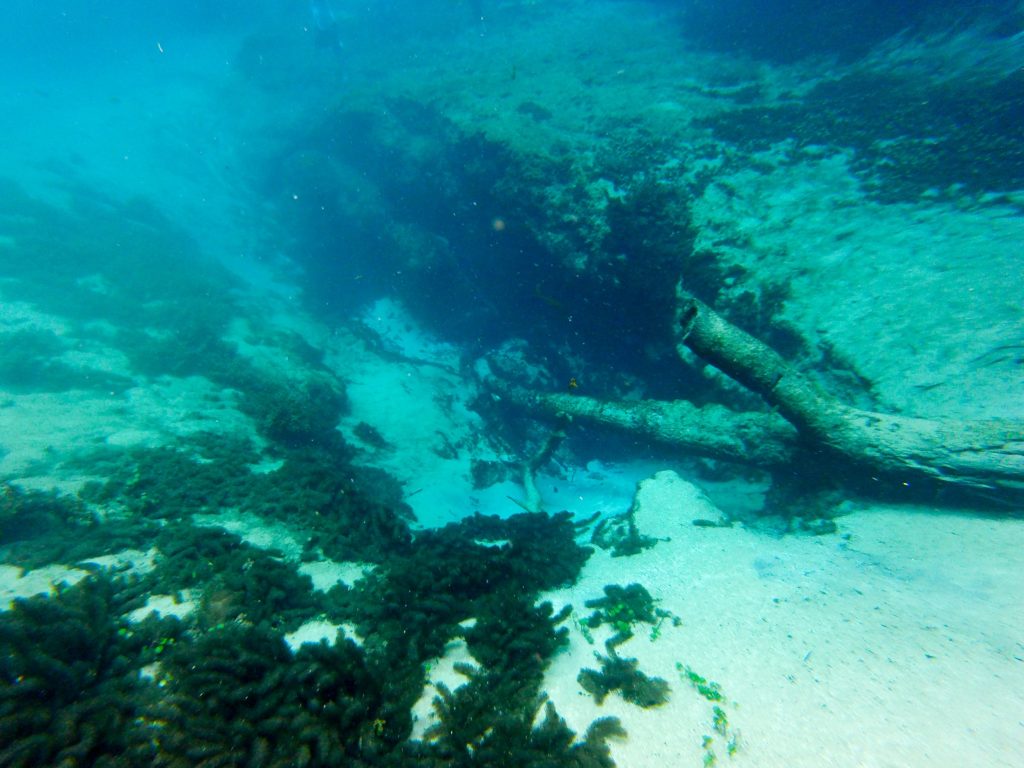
0, 1, 1022, 766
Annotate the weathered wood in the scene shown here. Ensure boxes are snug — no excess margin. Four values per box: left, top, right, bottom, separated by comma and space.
520, 420, 568, 513
675, 289, 1024, 498
489, 379, 800, 469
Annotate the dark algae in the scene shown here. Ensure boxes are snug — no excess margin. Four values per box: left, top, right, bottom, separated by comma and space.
0, 502, 631, 766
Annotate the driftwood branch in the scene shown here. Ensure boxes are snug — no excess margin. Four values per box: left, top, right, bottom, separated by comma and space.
675, 289, 1024, 499
489, 381, 799, 469
516, 420, 568, 513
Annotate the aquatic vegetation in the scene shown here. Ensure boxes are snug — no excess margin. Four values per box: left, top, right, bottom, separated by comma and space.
353, 420, 390, 449
575, 613, 596, 645
150, 526, 322, 633
469, 457, 511, 489
0, 482, 89, 543
151, 622, 388, 767
583, 582, 680, 642
336, 511, 589, 666
241, 371, 349, 448
678, 663, 742, 762
467, 593, 571, 674
0, 328, 132, 394
0, 572, 383, 767
591, 512, 659, 557
75, 438, 260, 521
578, 648, 671, 708
727, 732, 741, 757
0, 183, 230, 317
678, 664, 724, 702
75, 432, 413, 563
423, 669, 624, 767
713, 705, 729, 736
0, 575, 182, 766
334, 509, 606, 761
0, 503, 606, 768
0, 483, 156, 570
696, 68, 1024, 201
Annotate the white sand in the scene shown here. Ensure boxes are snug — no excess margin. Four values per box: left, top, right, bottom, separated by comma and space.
0, 563, 90, 608
0, 374, 257, 494
299, 558, 373, 592
540, 471, 1024, 767
192, 510, 307, 560
128, 591, 199, 624
322, 300, 522, 528
284, 618, 359, 651
409, 632, 480, 741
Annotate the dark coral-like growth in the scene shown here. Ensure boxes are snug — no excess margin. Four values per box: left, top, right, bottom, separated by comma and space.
329, 509, 606, 765
466, 593, 571, 675
591, 513, 658, 558
286, 637, 394, 759
420, 668, 624, 767
583, 583, 679, 641
336, 510, 589, 669
147, 525, 320, 632
247, 447, 413, 563
1, 454, 621, 767
75, 438, 259, 521
149, 623, 387, 768
0, 575, 181, 767
240, 371, 349, 448
454, 511, 592, 593
578, 649, 671, 708
149, 623, 296, 767
75, 431, 413, 563
0, 483, 89, 539
0, 483, 121, 570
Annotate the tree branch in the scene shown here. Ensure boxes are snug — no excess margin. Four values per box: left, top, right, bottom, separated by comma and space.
675, 288, 1024, 499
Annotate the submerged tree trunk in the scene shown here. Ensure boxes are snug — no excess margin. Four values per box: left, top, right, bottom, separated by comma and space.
674, 289, 1024, 501
486, 289, 1024, 508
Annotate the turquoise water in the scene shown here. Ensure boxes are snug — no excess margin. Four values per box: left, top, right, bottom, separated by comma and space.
1, 2, 1022, 766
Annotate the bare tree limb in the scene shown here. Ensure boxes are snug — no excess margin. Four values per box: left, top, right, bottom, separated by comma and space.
489, 380, 799, 469
675, 288, 1024, 498
518, 420, 568, 513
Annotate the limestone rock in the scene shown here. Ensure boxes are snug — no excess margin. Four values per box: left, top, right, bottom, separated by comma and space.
630, 470, 725, 540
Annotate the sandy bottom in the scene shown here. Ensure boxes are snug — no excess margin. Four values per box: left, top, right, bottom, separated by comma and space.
535, 473, 1024, 768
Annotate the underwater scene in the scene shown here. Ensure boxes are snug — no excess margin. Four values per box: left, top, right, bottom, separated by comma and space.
1, 1, 1022, 766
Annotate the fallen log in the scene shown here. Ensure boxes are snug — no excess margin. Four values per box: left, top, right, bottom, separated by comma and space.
488, 380, 800, 470
483, 290, 1024, 507
675, 288, 1024, 500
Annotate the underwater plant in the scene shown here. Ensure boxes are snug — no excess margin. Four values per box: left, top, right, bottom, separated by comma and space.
583, 582, 680, 643
0, 482, 101, 563
422, 665, 625, 767
148, 622, 389, 767
677, 663, 742, 761
590, 511, 659, 557
1, 445, 623, 766
0, 575, 182, 766
578, 648, 671, 708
